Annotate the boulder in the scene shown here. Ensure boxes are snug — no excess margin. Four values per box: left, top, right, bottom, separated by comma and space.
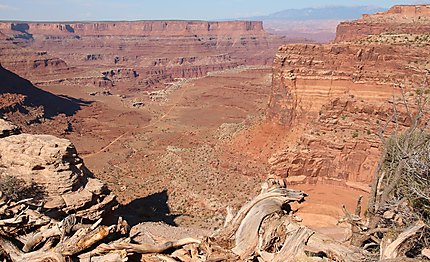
0, 118, 20, 138
0, 129, 117, 220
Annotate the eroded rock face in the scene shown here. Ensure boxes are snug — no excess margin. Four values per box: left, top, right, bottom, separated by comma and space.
335, 5, 430, 42
0, 130, 117, 220
267, 6, 429, 188
0, 20, 286, 90
0, 21, 266, 37
268, 43, 428, 124
269, 97, 389, 188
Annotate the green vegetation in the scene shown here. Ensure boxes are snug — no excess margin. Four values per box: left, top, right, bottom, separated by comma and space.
352, 130, 359, 138
358, 83, 430, 258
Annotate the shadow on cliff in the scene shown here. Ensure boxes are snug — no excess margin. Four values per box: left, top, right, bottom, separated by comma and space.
114, 190, 182, 227
0, 65, 91, 118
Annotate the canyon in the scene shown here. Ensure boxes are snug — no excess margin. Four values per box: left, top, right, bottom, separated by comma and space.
0, 20, 285, 88
0, 4, 429, 261
0, 20, 292, 231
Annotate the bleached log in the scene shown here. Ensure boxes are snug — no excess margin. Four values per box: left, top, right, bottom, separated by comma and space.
0, 215, 26, 226
0, 236, 23, 261
1, 236, 64, 262
272, 226, 314, 262
217, 182, 365, 262
84, 237, 200, 257
23, 222, 89, 252
381, 221, 425, 259
306, 231, 366, 262
23, 226, 62, 252
219, 187, 305, 241
55, 225, 113, 256
231, 194, 292, 258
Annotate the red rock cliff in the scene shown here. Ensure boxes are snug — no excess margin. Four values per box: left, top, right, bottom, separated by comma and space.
0, 21, 265, 37
335, 5, 430, 42
0, 20, 285, 89
267, 5, 430, 189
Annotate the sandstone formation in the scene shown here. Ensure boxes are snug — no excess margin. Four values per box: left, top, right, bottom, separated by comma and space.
267, 5, 430, 189
0, 121, 117, 220
0, 21, 266, 37
336, 5, 430, 42
0, 20, 286, 92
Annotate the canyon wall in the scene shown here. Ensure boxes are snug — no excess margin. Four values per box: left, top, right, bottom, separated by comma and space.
335, 5, 430, 42
267, 5, 430, 189
0, 21, 265, 36
0, 20, 285, 91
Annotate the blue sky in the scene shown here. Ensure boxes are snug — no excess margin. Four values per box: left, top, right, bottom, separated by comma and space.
0, 0, 428, 21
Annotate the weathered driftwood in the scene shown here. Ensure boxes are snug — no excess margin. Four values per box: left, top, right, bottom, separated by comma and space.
380, 220, 425, 259
0, 236, 23, 261
214, 179, 366, 262
218, 181, 306, 242
55, 225, 113, 256
23, 226, 62, 252
0, 236, 64, 262
231, 188, 304, 258
272, 225, 314, 262
84, 237, 201, 257
7, 178, 420, 262
79, 252, 127, 262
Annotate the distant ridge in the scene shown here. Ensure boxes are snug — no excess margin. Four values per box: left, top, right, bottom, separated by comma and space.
243, 6, 386, 21
237, 6, 387, 43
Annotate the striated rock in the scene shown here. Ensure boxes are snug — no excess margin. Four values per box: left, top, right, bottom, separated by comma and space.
267, 5, 430, 187
0, 21, 266, 37
335, 5, 430, 42
269, 96, 385, 187
268, 42, 428, 124
0, 132, 118, 220
0, 20, 286, 91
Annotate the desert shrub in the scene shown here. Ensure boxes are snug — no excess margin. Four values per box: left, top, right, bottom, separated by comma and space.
352, 130, 359, 138
358, 81, 430, 259
0, 175, 45, 201
382, 131, 430, 222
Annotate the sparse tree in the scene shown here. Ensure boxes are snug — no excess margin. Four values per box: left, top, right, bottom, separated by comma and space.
342, 78, 430, 260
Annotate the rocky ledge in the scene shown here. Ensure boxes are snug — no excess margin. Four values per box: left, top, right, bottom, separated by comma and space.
336, 5, 430, 42
0, 120, 118, 220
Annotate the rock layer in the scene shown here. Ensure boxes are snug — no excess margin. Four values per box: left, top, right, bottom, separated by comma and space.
335, 5, 430, 42
267, 5, 430, 188
0, 20, 285, 91
0, 124, 117, 220
0, 21, 265, 37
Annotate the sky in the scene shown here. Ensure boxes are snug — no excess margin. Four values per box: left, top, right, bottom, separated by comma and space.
0, 0, 429, 21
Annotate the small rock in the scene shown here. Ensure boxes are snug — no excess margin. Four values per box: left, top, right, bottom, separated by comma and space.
383, 210, 395, 219
294, 215, 303, 222
0, 119, 20, 138
132, 101, 145, 108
